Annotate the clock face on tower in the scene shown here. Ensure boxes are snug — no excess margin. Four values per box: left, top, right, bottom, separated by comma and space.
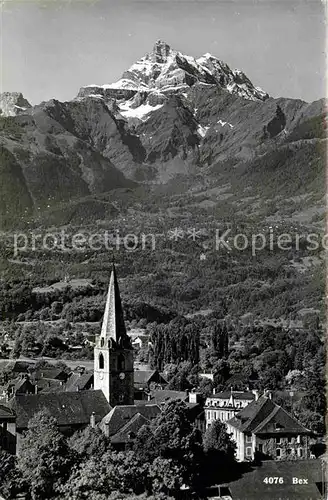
119, 372, 125, 380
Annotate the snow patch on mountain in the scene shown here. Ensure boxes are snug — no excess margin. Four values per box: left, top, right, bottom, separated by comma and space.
197, 125, 210, 138
119, 102, 164, 120
217, 119, 234, 129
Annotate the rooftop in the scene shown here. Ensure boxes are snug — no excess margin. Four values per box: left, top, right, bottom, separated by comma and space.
227, 396, 311, 435
0, 404, 15, 420
134, 370, 167, 386
148, 389, 189, 405
100, 404, 160, 437
208, 391, 255, 401
10, 390, 110, 429
110, 412, 150, 444
64, 372, 93, 392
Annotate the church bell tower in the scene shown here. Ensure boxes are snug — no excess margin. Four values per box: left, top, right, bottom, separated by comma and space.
94, 264, 134, 406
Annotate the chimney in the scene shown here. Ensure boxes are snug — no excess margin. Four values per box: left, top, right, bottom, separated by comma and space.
34, 384, 38, 394
212, 387, 216, 395
189, 392, 197, 404
104, 421, 110, 437
90, 412, 96, 428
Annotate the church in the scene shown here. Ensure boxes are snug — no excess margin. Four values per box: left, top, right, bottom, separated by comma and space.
93, 263, 135, 406
3, 264, 162, 454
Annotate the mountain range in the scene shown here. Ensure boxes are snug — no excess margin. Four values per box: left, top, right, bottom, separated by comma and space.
0, 40, 325, 229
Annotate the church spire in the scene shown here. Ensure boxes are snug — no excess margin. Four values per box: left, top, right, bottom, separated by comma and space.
100, 263, 126, 341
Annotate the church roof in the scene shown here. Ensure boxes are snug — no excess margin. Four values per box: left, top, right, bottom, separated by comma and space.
100, 264, 127, 342
10, 390, 110, 429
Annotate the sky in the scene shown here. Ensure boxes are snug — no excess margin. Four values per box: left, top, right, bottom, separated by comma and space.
0, 0, 326, 104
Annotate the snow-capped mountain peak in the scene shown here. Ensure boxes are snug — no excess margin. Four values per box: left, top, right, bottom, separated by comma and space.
78, 40, 269, 103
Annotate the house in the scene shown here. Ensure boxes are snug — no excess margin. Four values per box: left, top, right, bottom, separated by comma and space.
134, 369, 168, 393
99, 397, 205, 449
199, 372, 214, 381
144, 390, 205, 433
33, 368, 68, 383
205, 390, 256, 427
99, 404, 161, 449
4, 374, 36, 400
146, 389, 190, 406
8, 360, 35, 374
22, 368, 70, 394
64, 372, 94, 392
33, 378, 65, 394
226, 395, 313, 462
8, 390, 110, 454
131, 336, 149, 349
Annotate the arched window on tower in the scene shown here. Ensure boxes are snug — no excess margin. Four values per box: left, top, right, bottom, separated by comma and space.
118, 354, 125, 371
100, 338, 104, 347
99, 352, 104, 369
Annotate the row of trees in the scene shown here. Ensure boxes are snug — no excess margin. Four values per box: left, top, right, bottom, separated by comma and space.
148, 317, 200, 370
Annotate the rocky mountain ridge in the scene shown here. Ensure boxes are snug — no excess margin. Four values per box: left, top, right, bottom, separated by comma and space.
78, 40, 269, 103
0, 92, 32, 117
0, 40, 325, 229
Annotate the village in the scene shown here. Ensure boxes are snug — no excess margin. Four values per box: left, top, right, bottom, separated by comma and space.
0, 265, 326, 499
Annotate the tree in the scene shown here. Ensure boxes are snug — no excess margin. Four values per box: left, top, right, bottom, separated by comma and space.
134, 400, 204, 492
17, 410, 78, 499
213, 359, 230, 390
62, 450, 148, 499
0, 449, 21, 497
202, 420, 236, 485
68, 425, 111, 459
149, 457, 184, 494
211, 320, 229, 358
0, 449, 15, 483
203, 420, 236, 457
60, 453, 114, 499
198, 377, 213, 398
